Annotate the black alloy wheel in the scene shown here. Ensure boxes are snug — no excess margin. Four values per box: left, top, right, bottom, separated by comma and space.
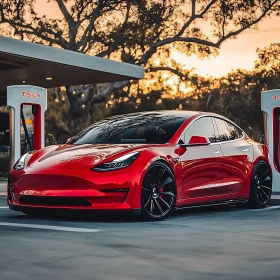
249, 160, 272, 208
141, 162, 176, 220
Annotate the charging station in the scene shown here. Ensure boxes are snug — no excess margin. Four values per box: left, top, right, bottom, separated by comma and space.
261, 89, 280, 193
7, 85, 47, 168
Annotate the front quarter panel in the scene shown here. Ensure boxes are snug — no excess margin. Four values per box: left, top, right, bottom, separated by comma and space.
8, 145, 180, 211
131, 146, 180, 208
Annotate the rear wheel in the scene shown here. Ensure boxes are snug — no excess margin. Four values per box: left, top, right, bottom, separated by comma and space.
141, 162, 176, 221
248, 160, 272, 208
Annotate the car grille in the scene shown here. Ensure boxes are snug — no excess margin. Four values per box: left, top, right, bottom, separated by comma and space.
19, 196, 91, 207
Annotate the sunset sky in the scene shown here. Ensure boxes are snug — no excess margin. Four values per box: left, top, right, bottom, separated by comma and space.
175, 16, 280, 77
34, 1, 280, 78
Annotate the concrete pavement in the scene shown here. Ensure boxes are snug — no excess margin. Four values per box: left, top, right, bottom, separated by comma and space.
1, 197, 280, 280
0, 181, 6, 195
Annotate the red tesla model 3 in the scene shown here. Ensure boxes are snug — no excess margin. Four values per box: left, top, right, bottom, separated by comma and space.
8, 111, 272, 220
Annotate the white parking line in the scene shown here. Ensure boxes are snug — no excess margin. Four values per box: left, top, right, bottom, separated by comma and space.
0, 222, 102, 233
0, 206, 8, 209
250, 205, 280, 212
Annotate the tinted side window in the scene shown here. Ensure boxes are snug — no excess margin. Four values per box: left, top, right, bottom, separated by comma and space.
214, 118, 243, 142
182, 117, 216, 143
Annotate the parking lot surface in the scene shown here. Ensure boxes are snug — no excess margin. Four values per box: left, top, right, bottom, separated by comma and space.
0, 197, 280, 280
0, 181, 6, 195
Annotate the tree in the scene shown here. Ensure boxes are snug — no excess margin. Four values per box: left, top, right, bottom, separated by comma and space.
1, 0, 279, 134
254, 43, 280, 92
255, 43, 280, 75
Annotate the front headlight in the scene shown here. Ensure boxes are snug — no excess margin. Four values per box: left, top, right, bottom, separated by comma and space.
92, 152, 139, 172
13, 153, 29, 171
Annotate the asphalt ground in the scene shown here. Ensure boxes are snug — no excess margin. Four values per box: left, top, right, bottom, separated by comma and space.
1, 197, 280, 280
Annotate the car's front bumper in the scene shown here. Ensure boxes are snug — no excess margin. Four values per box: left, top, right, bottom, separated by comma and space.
8, 167, 143, 211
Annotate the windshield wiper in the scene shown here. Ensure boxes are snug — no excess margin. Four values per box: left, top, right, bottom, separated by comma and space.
121, 139, 146, 143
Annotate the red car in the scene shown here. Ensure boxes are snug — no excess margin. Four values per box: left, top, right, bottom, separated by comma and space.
8, 111, 272, 220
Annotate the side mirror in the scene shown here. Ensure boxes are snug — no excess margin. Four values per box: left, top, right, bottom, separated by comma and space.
188, 135, 210, 146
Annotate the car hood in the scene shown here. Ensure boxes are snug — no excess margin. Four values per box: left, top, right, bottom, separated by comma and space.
27, 144, 144, 170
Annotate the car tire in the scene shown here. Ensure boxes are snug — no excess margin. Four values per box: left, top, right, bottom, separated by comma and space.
140, 161, 176, 221
248, 160, 272, 209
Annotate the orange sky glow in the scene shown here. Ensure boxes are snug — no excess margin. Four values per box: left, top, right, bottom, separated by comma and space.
34, 1, 280, 78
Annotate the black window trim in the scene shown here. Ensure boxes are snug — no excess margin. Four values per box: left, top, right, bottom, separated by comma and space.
177, 115, 245, 146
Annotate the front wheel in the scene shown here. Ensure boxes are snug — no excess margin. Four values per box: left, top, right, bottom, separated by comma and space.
248, 160, 272, 208
141, 162, 176, 221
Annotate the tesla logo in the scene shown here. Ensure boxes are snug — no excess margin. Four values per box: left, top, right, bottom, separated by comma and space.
273, 96, 280, 101
22, 91, 41, 98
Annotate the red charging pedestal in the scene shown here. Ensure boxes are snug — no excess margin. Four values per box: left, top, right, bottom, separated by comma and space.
262, 90, 280, 193
7, 85, 47, 168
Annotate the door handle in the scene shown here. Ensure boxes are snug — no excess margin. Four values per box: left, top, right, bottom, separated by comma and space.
242, 148, 249, 152
214, 150, 220, 154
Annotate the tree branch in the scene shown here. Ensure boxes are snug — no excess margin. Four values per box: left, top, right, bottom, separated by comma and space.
191, 0, 196, 16
55, 0, 74, 26
139, 0, 277, 66
84, 1, 130, 56
96, 38, 126, 57
138, 36, 218, 65
55, 0, 79, 49
149, 66, 189, 80
121, 0, 131, 32
216, 3, 273, 47
76, 0, 93, 21
77, 2, 105, 52
176, 0, 217, 37
90, 80, 130, 105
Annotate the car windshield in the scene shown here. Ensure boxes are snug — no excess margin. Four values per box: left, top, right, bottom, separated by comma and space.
70, 112, 187, 144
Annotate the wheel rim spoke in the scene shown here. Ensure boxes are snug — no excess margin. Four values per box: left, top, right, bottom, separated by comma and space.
260, 176, 271, 184
259, 169, 269, 180
160, 191, 175, 197
159, 197, 171, 209
142, 187, 151, 192
150, 198, 155, 214
154, 198, 163, 215
259, 188, 269, 199
257, 190, 264, 203
260, 185, 271, 191
161, 177, 173, 188
144, 193, 152, 208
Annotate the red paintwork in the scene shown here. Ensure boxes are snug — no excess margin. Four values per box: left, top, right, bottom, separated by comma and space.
188, 135, 210, 145
273, 107, 280, 173
8, 111, 271, 213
